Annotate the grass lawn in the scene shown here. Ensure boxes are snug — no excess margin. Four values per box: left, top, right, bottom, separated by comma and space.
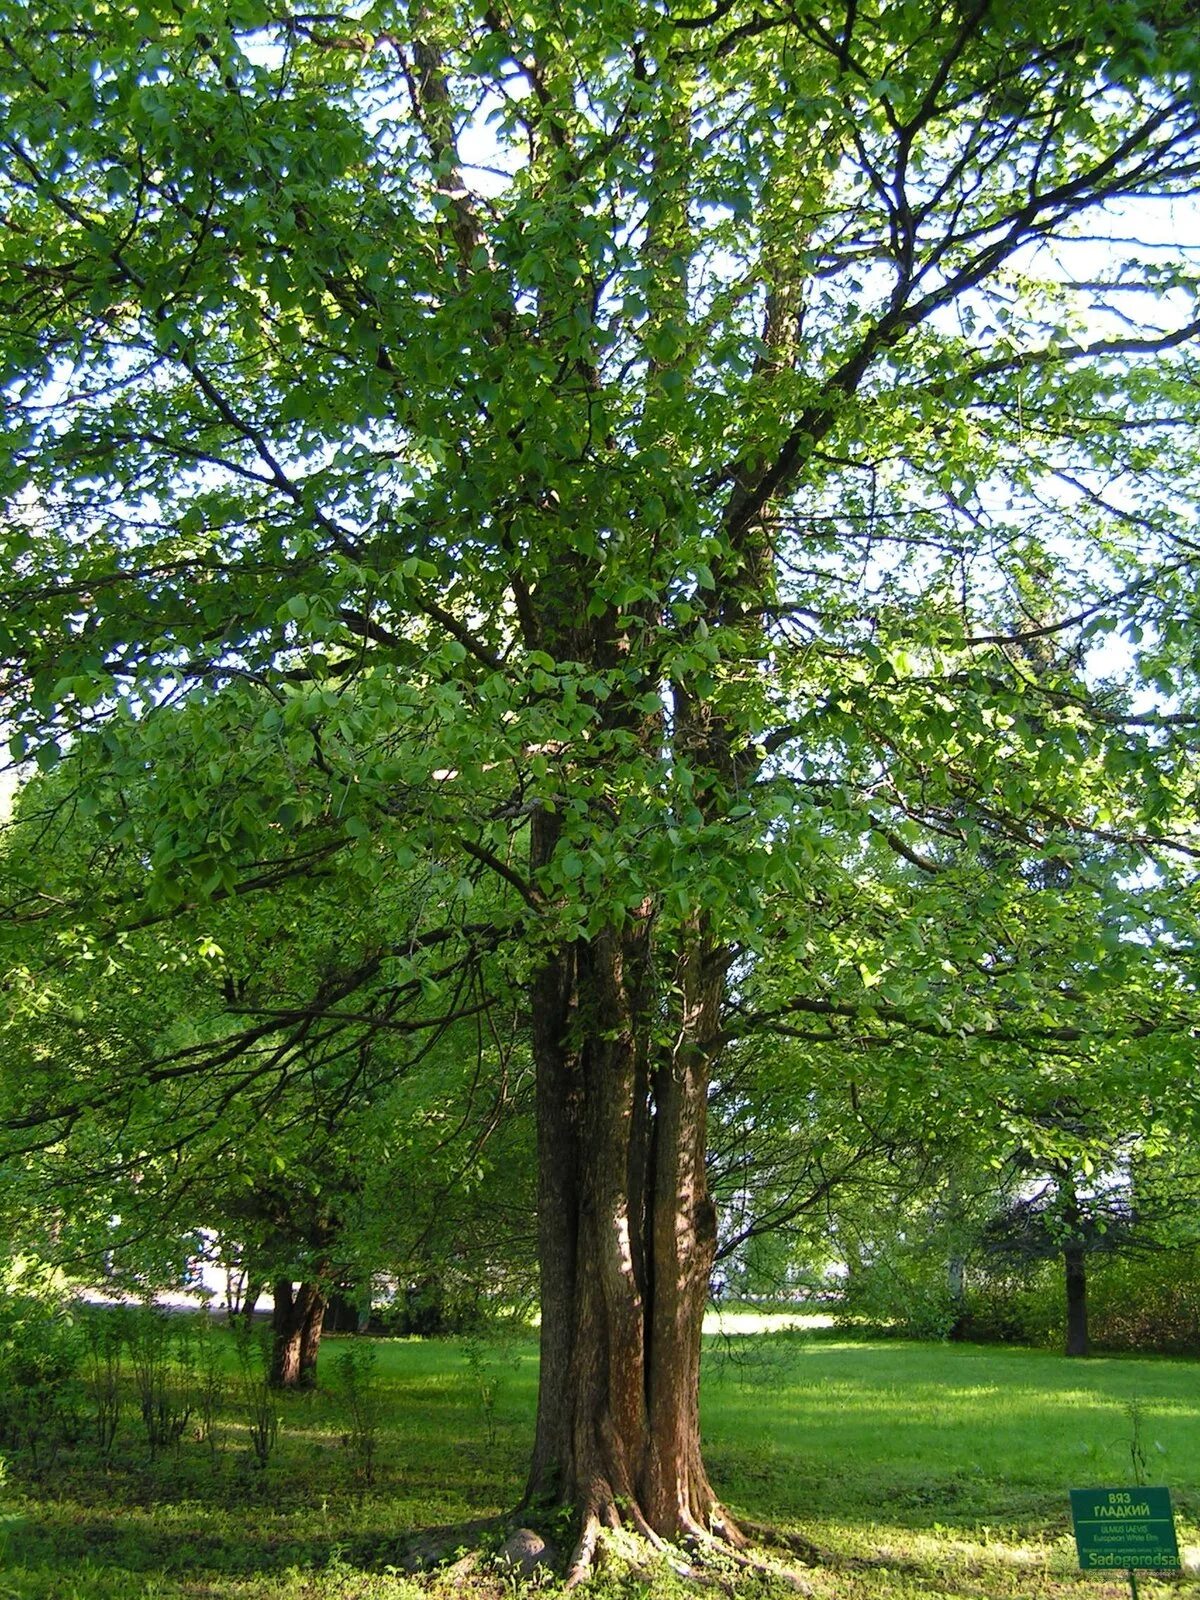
0, 1325, 1196, 1600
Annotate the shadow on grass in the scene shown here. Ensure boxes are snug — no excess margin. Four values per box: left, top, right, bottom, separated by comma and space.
7, 1499, 510, 1587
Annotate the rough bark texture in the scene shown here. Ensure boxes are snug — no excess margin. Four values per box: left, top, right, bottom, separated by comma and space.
270, 1279, 328, 1389
524, 819, 738, 1547
299, 1286, 327, 1384
516, 480, 760, 1552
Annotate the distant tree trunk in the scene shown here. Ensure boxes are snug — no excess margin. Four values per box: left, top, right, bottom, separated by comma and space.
270, 1279, 302, 1388
224, 1263, 260, 1322
325, 1291, 359, 1333
1061, 1174, 1089, 1357
270, 1279, 327, 1388
947, 1253, 966, 1332
299, 1286, 327, 1384
1063, 1241, 1089, 1356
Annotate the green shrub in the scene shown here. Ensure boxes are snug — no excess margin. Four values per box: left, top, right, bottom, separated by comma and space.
335, 1338, 381, 1489
1087, 1250, 1200, 1354
956, 1251, 1200, 1355
954, 1263, 1062, 1347
0, 1261, 82, 1467
835, 1256, 963, 1340
80, 1306, 125, 1460
381, 1275, 487, 1337
126, 1306, 193, 1457
232, 1319, 278, 1469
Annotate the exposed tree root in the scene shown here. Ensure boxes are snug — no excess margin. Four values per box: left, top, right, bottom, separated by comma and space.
678, 1527, 813, 1593
564, 1509, 603, 1590
397, 1502, 818, 1591
560, 1502, 813, 1592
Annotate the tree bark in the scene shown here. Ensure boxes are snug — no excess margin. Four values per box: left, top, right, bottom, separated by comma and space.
270, 1279, 327, 1388
299, 1285, 327, 1385
1061, 1174, 1089, 1357
523, 808, 739, 1547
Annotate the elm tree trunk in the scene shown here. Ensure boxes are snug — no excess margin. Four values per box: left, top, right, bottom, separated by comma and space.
524, 817, 738, 1544
270, 1280, 328, 1389
1063, 1238, 1089, 1357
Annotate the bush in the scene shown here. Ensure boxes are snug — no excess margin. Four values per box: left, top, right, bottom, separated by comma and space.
380, 1275, 486, 1337
0, 1260, 82, 1467
0, 1294, 78, 1391
126, 1306, 193, 1457
954, 1251, 1200, 1355
1087, 1251, 1200, 1355
334, 1339, 381, 1489
953, 1263, 1062, 1348
80, 1307, 125, 1461
835, 1256, 964, 1341
232, 1319, 279, 1470
835, 1246, 1069, 1349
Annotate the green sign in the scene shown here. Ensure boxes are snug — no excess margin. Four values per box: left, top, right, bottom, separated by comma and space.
1070, 1488, 1180, 1572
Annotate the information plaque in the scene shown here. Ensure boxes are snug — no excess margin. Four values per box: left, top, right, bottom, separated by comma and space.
1070, 1487, 1180, 1573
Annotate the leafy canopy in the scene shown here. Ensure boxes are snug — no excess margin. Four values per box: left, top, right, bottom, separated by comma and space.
1, 0, 1199, 1099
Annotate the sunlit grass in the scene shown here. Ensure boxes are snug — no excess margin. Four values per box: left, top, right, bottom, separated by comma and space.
1, 1326, 1197, 1599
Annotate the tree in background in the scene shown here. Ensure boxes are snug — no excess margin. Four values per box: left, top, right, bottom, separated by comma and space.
0, 762, 533, 1387
791, 1050, 1200, 1355
978, 1106, 1200, 1356
3, 0, 1200, 1567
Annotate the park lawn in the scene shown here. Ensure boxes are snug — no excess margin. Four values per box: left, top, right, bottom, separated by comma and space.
0, 1327, 1197, 1600
704, 1333, 1200, 1600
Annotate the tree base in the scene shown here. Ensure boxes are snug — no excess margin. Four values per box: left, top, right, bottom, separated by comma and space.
392, 1505, 817, 1591
562, 1518, 814, 1592
550, 1496, 817, 1592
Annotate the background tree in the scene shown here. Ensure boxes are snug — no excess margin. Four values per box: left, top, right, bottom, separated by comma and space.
979, 1106, 1200, 1357
707, 1030, 948, 1306
0, 761, 534, 1388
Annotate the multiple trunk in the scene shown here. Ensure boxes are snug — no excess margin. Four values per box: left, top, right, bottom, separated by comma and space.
269, 1278, 328, 1389
524, 812, 740, 1549
515, 479, 762, 1550
497, 55, 761, 1557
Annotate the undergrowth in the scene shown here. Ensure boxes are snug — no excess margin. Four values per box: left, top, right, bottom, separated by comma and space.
0, 1317, 1197, 1600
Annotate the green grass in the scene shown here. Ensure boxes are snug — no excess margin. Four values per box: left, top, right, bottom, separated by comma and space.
1, 1325, 1197, 1600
